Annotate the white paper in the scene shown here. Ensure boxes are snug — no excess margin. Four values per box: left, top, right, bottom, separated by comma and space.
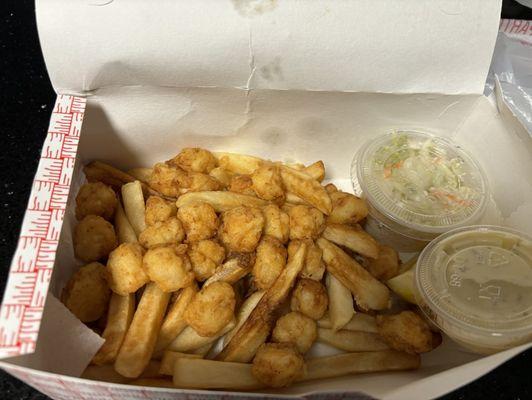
2, 294, 103, 377
37, 0, 501, 95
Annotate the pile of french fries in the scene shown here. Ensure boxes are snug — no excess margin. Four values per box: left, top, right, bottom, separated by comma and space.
61, 148, 441, 391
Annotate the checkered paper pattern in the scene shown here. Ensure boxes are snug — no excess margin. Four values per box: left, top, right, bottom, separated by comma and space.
0, 95, 86, 358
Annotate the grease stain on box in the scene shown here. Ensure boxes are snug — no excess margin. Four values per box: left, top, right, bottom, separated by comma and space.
232, 0, 277, 17
260, 57, 284, 82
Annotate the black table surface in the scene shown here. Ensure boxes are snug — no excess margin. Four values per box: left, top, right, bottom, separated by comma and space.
1, 1, 531, 399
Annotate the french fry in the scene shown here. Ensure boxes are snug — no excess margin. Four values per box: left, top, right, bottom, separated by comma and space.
129, 378, 175, 388
203, 255, 254, 287
317, 328, 389, 352
176, 191, 268, 212
168, 319, 236, 352
325, 273, 354, 331
114, 201, 137, 244
92, 293, 135, 365
115, 283, 171, 378
322, 223, 379, 259
223, 290, 265, 346
192, 343, 212, 356
159, 351, 202, 375
82, 361, 162, 384
302, 351, 420, 382
215, 152, 265, 175
285, 192, 311, 206
216, 241, 307, 362
318, 313, 378, 333
324, 183, 338, 193
128, 167, 153, 183
317, 238, 390, 311
173, 358, 262, 390
84, 161, 162, 198
121, 181, 146, 237
303, 161, 325, 182
280, 166, 332, 214
154, 284, 198, 355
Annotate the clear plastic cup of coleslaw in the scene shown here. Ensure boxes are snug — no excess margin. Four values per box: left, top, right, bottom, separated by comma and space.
415, 225, 532, 354
351, 131, 489, 252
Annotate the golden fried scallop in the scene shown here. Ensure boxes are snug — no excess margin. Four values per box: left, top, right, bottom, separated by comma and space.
328, 191, 369, 225
251, 343, 305, 388
252, 236, 287, 290
177, 202, 219, 242
229, 175, 255, 196
184, 281, 236, 337
271, 312, 317, 354
145, 196, 177, 226
366, 245, 400, 281
299, 240, 325, 281
376, 311, 434, 354
106, 242, 148, 295
138, 217, 185, 249
290, 278, 328, 320
62, 262, 110, 322
143, 245, 194, 292
75, 182, 117, 221
168, 148, 217, 173
149, 162, 187, 197
219, 206, 265, 252
188, 240, 226, 281
288, 205, 325, 240
262, 204, 290, 244
74, 215, 117, 262
251, 164, 285, 204
180, 172, 223, 193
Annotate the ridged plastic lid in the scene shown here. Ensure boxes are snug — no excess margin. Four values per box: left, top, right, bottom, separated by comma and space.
416, 225, 532, 336
353, 131, 488, 234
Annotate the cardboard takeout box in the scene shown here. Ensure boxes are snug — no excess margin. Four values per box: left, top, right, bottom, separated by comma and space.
0, 0, 531, 398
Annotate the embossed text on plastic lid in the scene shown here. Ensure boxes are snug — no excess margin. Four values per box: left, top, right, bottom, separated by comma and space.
415, 225, 532, 353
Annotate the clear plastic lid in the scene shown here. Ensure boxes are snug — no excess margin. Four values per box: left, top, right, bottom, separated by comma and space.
353, 131, 489, 235
416, 225, 532, 341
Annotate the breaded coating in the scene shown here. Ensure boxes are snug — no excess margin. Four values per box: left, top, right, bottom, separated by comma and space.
75, 182, 117, 221
299, 240, 325, 281
180, 172, 223, 193
74, 215, 117, 262
271, 312, 317, 354
229, 175, 255, 196
106, 242, 148, 295
288, 205, 325, 240
188, 240, 226, 281
219, 206, 264, 252
252, 236, 287, 290
328, 191, 369, 225
149, 162, 187, 197
251, 164, 285, 204
143, 245, 194, 292
62, 262, 110, 322
366, 245, 400, 281
290, 278, 328, 320
145, 196, 177, 226
177, 202, 219, 242
262, 204, 290, 244
251, 343, 305, 388
376, 311, 434, 354
168, 148, 217, 173
139, 217, 185, 248
184, 281, 236, 337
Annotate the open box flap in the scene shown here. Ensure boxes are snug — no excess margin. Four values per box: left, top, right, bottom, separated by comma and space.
37, 0, 501, 95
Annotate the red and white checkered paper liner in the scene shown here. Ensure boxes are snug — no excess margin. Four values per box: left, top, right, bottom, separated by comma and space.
0, 95, 86, 358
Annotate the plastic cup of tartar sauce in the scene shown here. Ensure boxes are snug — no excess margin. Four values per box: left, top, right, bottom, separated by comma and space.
351, 131, 489, 252
415, 225, 532, 354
